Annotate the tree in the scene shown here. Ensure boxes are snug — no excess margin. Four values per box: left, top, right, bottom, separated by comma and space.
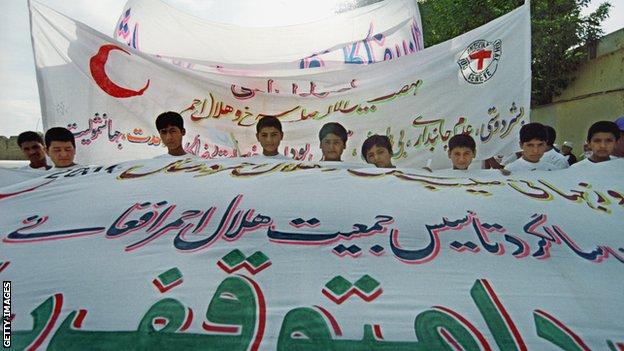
418, 0, 612, 106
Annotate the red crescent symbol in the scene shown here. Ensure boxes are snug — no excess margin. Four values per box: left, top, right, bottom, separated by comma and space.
89, 44, 150, 98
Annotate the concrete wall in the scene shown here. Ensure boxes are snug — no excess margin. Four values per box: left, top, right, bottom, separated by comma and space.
0, 136, 24, 160
531, 28, 624, 157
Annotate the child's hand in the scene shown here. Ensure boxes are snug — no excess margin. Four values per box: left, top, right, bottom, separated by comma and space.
499, 169, 511, 176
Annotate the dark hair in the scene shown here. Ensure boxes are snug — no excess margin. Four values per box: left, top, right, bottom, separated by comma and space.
256, 116, 282, 134
156, 111, 184, 131
319, 122, 347, 143
587, 121, 620, 141
544, 125, 557, 146
361, 134, 393, 159
519, 123, 548, 144
448, 134, 476, 152
17, 131, 44, 147
45, 127, 75, 149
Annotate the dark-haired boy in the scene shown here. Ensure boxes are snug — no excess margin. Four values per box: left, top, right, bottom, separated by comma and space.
45, 127, 78, 169
542, 125, 569, 169
572, 121, 620, 168
155, 111, 187, 158
361, 134, 394, 168
255, 116, 290, 160
319, 122, 347, 162
17, 131, 51, 171
505, 123, 557, 172
447, 134, 476, 170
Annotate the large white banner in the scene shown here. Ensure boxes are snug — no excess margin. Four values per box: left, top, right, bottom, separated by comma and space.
113, 0, 424, 67
1, 158, 623, 349
31, 1, 530, 169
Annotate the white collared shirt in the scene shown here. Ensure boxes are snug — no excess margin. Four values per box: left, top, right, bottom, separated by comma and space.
505, 158, 558, 172
19, 164, 51, 172
571, 156, 617, 168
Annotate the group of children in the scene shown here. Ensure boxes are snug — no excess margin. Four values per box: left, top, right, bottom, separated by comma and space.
503, 120, 622, 171
16, 127, 77, 171
16, 111, 623, 173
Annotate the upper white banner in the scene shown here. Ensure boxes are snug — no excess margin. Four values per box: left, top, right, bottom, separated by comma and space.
31, 1, 530, 168
113, 0, 424, 67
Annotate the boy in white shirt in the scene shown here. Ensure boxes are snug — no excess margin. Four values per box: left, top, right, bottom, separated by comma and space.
255, 116, 291, 160
447, 134, 476, 170
154, 111, 188, 159
572, 121, 620, 168
45, 127, 79, 169
505, 123, 557, 172
17, 131, 51, 171
319, 122, 348, 162
361, 134, 395, 168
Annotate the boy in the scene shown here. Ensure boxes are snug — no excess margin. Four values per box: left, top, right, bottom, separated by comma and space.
542, 125, 569, 169
155, 111, 187, 157
45, 127, 77, 168
319, 122, 348, 162
255, 116, 290, 160
447, 134, 476, 170
572, 121, 620, 167
361, 134, 394, 168
17, 131, 51, 170
505, 123, 557, 172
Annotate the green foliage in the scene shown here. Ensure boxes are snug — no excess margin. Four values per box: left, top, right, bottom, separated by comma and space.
419, 0, 612, 106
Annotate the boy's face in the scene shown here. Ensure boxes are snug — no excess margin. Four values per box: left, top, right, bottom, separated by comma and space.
448, 147, 475, 170
320, 133, 345, 161
520, 139, 546, 163
366, 145, 393, 168
47, 141, 75, 168
20, 141, 46, 164
588, 132, 617, 159
159, 125, 185, 151
256, 127, 283, 155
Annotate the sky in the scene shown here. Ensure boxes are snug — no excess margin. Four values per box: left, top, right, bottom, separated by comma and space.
0, 0, 622, 137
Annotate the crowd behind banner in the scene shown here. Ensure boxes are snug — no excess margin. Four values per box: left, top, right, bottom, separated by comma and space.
12, 114, 624, 175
